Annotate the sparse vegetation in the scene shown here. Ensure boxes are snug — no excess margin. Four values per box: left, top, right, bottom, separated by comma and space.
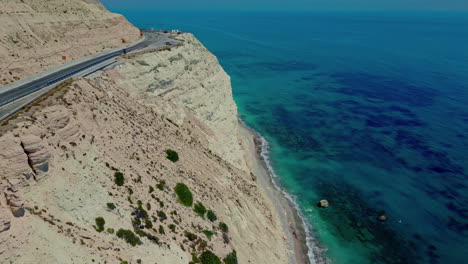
157, 210, 167, 221
159, 225, 165, 234
185, 231, 198, 241
194, 202, 207, 217
116, 229, 142, 246
219, 222, 228, 233
114, 171, 124, 186
175, 183, 193, 206
207, 210, 217, 222
203, 230, 214, 240
95, 217, 105, 232
149, 186, 154, 193
165, 149, 179, 162
106, 202, 116, 210
145, 219, 153, 229
169, 224, 176, 232
107, 228, 115, 234
156, 180, 166, 190
200, 250, 222, 264
223, 251, 238, 264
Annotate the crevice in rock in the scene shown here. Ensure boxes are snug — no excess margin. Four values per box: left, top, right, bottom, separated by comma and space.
20, 141, 37, 180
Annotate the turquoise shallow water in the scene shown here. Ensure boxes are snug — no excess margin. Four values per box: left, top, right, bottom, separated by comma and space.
111, 10, 468, 264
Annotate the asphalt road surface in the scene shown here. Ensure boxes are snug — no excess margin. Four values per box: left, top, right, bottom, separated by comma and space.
0, 32, 176, 121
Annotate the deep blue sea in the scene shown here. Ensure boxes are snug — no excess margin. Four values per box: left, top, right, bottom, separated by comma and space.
112, 10, 468, 264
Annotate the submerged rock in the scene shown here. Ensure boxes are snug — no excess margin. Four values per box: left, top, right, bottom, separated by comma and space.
317, 199, 329, 208
378, 215, 387, 222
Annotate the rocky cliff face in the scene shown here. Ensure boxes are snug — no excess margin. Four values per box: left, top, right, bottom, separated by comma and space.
0, 33, 291, 263
0, 0, 140, 86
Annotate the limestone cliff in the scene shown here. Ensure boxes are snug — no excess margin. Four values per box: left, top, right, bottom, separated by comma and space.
0, 0, 140, 86
0, 33, 293, 263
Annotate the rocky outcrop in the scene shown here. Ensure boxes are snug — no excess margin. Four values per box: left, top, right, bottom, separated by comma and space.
0, 0, 141, 85
20, 134, 51, 177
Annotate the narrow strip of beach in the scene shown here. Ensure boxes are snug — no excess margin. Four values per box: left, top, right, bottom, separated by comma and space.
238, 120, 312, 264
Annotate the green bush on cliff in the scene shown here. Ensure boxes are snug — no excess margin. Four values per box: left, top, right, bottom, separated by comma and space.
194, 202, 207, 217
165, 149, 179, 162
223, 251, 238, 264
94, 217, 105, 232
175, 183, 193, 206
114, 171, 124, 186
219, 222, 228, 233
200, 250, 222, 264
207, 210, 217, 222
116, 229, 142, 246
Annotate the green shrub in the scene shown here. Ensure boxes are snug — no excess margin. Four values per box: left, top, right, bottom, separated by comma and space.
156, 180, 166, 191
194, 202, 207, 217
157, 210, 167, 221
219, 222, 228, 233
95, 217, 105, 232
200, 250, 222, 264
120, 261, 129, 264
223, 251, 238, 264
116, 229, 142, 246
106, 202, 116, 210
165, 149, 179, 162
127, 187, 134, 195
114, 171, 124, 186
149, 186, 154, 193
203, 230, 214, 240
146, 202, 151, 210
174, 183, 193, 206
207, 210, 217, 222
107, 228, 115, 234
145, 219, 153, 229
169, 224, 176, 232
185, 231, 198, 241
137, 200, 143, 207
159, 225, 165, 235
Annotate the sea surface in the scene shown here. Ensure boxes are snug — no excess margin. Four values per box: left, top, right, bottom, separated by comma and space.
111, 9, 468, 264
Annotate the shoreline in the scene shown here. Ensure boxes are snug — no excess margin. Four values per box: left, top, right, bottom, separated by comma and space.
238, 119, 313, 264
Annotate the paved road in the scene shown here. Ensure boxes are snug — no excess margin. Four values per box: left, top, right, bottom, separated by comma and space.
0, 32, 176, 121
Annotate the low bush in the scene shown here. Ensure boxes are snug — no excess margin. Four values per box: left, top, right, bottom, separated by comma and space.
149, 186, 154, 193
114, 171, 124, 186
219, 222, 228, 233
157, 210, 167, 221
116, 229, 142, 246
156, 180, 166, 190
194, 202, 207, 217
95, 217, 105, 232
207, 210, 217, 222
107, 228, 115, 234
169, 224, 176, 232
159, 225, 165, 235
185, 231, 198, 241
106, 202, 116, 210
145, 219, 153, 229
223, 251, 238, 264
175, 183, 193, 206
203, 230, 214, 240
200, 250, 222, 264
165, 149, 179, 162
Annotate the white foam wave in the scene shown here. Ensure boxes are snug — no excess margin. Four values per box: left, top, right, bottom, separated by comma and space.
248, 125, 330, 264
